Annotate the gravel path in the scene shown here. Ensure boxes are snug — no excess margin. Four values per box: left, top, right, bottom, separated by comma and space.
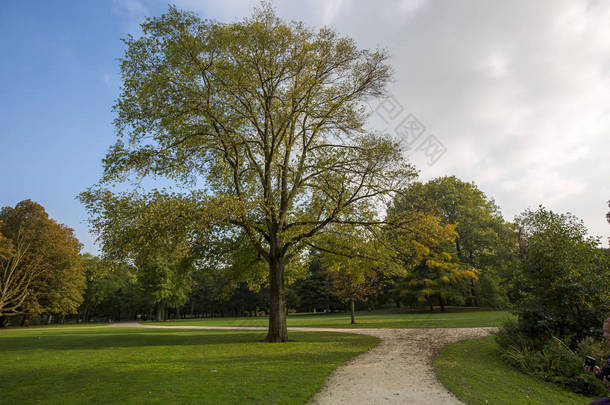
308, 327, 495, 405
9, 322, 495, 404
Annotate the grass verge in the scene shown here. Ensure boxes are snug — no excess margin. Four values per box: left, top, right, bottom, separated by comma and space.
0, 327, 378, 405
146, 310, 512, 329
434, 336, 597, 405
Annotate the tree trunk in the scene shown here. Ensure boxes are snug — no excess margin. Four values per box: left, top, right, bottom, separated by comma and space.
47, 314, 53, 325
470, 279, 478, 307
439, 295, 445, 312
0, 316, 8, 328
265, 255, 288, 342
176, 306, 180, 319
156, 302, 164, 322
350, 299, 355, 324
21, 315, 30, 327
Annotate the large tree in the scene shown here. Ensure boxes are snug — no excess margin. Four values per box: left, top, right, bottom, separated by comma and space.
514, 206, 610, 345
0, 200, 85, 325
392, 176, 515, 307
85, 5, 414, 341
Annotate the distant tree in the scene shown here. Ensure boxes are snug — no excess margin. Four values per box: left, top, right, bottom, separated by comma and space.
384, 190, 479, 311
79, 255, 142, 322
513, 206, 610, 346
0, 200, 85, 325
188, 269, 233, 317
393, 177, 514, 307
312, 214, 396, 324
84, 4, 414, 342
81, 191, 198, 321
328, 267, 383, 324
291, 254, 333, 313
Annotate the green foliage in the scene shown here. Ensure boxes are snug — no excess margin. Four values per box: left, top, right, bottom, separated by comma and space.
394, 176, 518, 308
386, 184, 486, 309
314, 221, 392, 318
494, 319, 544, 352
495, 323, 607, 396
80, 191, 199, 318
80, 255, 144, 321
0, 200, 85, 319
83, 3, 416, 340
187, 268, 269, 317
513, 206, 610, 345
493, 207, 610, 396
290, 255, 336, 312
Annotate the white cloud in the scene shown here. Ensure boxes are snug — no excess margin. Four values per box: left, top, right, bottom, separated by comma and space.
135, 0, 610, 242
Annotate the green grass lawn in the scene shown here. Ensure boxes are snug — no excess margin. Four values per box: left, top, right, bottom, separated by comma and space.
146, 310, 513, 329
0, 327, 378, 405
434, 336, 596, 405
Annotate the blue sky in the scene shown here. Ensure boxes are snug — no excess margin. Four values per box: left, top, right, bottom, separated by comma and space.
0, 1, 170, 252
1, 0, 609, 253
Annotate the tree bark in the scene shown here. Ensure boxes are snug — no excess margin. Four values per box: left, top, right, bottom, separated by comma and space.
470, 279, 478, 307
468, 251, 478, 307
265, 255, 288, 342
439, 295, 445, 312
156, 302, 164, 322
0, 316, 8, 328
350, 299, 355, 324
47, 314, 53, 325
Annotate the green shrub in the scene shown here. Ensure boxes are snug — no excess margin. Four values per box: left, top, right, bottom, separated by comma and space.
578, 337, 608, 366
495, 318, 544, 350
496, 324, 607, 396
513, 207, 610, 347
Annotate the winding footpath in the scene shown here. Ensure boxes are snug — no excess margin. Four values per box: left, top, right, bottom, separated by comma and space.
307, 327, 495, 405
21, 322, 495, 404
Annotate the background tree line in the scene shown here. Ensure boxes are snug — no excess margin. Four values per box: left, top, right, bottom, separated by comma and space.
3, 176, 605, 328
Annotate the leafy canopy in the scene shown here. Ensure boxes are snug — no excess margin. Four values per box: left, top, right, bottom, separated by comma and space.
513, 206, 610, 345
89, 4, 415, 265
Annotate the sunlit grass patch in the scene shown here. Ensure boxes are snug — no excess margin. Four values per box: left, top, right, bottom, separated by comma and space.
0, 328, 378, 405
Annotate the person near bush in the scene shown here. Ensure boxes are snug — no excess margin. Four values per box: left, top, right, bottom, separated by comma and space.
584, 318, 610, 405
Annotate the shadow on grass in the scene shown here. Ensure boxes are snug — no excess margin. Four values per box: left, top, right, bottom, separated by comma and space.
0, 328, 370, 352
